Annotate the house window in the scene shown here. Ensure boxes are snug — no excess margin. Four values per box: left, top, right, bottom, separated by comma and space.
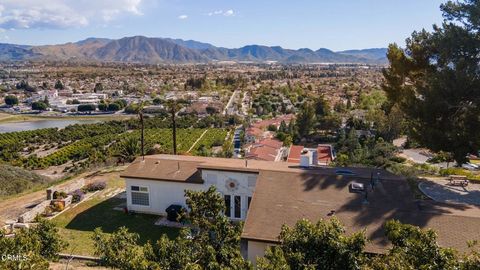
224, 195, 231, 217
131, 186, 149, 206
234, 196, 241, 218
247, 196, 252, 209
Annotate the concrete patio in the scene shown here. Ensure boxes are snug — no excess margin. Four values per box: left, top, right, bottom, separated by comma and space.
419, 178, 480, 206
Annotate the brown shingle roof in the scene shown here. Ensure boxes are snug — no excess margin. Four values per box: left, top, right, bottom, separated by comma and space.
120, 158, 204, 183
242, 170, 480, 253
121, 154, 480, 253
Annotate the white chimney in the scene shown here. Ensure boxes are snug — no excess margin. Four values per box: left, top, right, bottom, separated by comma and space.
311, 150, 318, 166
300, 151, 311, 168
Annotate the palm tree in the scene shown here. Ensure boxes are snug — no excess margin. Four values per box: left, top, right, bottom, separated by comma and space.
116, 136, 141, 163
165, 100, 180, 155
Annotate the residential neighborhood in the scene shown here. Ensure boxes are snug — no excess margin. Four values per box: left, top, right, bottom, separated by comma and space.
1, 0, 480, 269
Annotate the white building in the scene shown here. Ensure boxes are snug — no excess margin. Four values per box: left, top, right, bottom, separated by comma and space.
122, 157, 257, 221
32, 89, 59, 102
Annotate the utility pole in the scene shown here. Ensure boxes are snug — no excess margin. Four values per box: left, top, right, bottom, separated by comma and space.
139, 108, 145, 160
171, 101, 177, 155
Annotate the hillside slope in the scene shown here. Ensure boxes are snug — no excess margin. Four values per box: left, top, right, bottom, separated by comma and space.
0, 164, 49, 197
0, 36, 389, 64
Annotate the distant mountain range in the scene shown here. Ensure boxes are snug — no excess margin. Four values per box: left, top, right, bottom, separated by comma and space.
0, 36, 388, 64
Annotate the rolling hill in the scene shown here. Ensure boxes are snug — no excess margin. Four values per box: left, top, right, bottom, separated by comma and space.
337, 48, 388, 63
0, 164, 49, 197
0, 36, 388, 64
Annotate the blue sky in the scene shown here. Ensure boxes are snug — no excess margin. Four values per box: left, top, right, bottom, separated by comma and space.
0, 0, 446, 51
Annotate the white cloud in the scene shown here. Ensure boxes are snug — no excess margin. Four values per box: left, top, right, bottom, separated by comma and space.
178, 14, 188, 20
223, 9, 234, 16
0, 0, 143, 30
208, 10, 223, 16
208, 9, 235, 17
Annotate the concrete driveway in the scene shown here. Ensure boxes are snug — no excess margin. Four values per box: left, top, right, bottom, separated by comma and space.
419, 178, 480, 206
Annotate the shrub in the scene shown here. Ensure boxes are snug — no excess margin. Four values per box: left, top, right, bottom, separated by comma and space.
267, 124, 277, 132
387, 163, 439, 178
107, 103, 121, 111
51, 201, 64, 212
390, 156, 407, 163
71, 189, 85, 203
439, 167, 472, 178
83, 181, 107, 192
32, 101, 48, 111
53, 191, 67, 199
43, 206, 53, 217
4, 95, 18, 106
78, 104, 96, 112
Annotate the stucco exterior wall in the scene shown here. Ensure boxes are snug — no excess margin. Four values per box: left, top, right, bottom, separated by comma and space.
125, 169, 258, 220
247, 240, 275, 266
202, 169, 257, 220
125, 178, 204, 215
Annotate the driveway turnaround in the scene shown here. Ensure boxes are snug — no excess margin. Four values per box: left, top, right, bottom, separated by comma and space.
419, 179, 480, 206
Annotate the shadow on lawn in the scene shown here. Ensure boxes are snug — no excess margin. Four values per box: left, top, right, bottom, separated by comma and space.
65, 196, 179, 245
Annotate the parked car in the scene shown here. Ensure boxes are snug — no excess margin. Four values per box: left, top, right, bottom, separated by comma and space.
462, 163, 479, 171
349, 182, 365, 193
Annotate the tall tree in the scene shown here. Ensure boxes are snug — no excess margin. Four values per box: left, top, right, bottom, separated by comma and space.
54, 80, 64, 90
32, 101, 48, 111
296, 102, 316, 139
115, 136, 141, 163
94, 82, 104, 93
383, 0, 480, 164
4, 95, 18, 106
365, 220, 459, 270
257, 218, 366, 270
314, 95, 331, 117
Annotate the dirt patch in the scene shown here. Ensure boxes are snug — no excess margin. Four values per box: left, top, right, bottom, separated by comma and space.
0, 168, 125, 225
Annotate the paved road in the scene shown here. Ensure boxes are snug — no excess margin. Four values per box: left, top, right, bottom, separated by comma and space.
223, 90, 239, 115
401, 149, 430, 164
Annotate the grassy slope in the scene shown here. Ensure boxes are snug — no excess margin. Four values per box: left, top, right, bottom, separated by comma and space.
0, 164, 50, 197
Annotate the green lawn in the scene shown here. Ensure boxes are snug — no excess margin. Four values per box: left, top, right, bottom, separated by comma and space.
53, 190, 179, 256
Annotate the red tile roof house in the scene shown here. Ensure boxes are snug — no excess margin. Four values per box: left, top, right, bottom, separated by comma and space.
288, 144, 335, 165
251, 114, 295, 130
245, 138, 284, 162
245, 114, 295, 143
121, 154, 480, 266
245, 127, 265, 143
